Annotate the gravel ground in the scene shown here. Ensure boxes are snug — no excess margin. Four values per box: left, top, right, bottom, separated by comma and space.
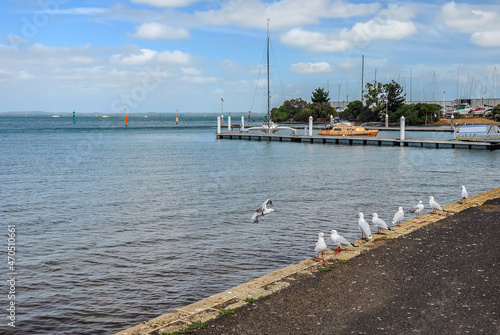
192, 198, 500, 335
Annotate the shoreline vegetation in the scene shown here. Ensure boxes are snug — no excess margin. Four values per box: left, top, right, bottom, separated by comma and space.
270, 84, 500, 125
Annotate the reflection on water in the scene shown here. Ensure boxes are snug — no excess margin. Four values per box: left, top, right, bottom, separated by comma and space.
1, 116, 498, 334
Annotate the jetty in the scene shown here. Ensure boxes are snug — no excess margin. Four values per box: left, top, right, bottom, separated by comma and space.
216, 130, 500, 150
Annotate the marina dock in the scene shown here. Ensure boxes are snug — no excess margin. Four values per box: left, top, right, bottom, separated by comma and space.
216, 130, 500, 150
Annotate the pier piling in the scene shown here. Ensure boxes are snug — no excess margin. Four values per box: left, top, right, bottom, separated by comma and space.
400, 116, 406, 143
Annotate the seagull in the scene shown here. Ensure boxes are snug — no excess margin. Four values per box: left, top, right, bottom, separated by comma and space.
428, 196, 446, 212
391, 207, 405, 227
328, 230, 357, 254
461, 186, 469, 200
315, 232, 327, 263
251, 199, 276, 223
357, 212, 372, 239
408, 200, 424, 217
370, 213, 392, 234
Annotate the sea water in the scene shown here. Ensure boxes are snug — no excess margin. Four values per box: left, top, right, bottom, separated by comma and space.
1, 115, 498, 334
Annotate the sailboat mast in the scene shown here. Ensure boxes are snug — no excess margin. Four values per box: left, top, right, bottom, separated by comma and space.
267, 18, 271, 128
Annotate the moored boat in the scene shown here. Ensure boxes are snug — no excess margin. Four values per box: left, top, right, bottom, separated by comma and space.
319, 122, 379, 137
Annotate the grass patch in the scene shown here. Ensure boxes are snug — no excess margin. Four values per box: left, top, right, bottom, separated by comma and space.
318, 267, 331, 272
244, 295, 268, 304
339, 259, 350, 264
162, 322, 207, 335
219, 309, 236, 316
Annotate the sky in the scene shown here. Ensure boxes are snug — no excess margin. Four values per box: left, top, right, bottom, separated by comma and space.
1, 0, 500, 115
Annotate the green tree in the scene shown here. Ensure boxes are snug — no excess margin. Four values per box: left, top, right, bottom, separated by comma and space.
311, 87, 330, 104
391, 103, 441, 124
273, 98, 309, 121
487, 104, 500, 121
342, 100, 368, 120
383, 80, 406, 120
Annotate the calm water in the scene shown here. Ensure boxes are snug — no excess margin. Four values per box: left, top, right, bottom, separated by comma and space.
1, 115, 499, 334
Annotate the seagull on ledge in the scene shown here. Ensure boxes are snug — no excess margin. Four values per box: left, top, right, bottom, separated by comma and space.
408, 200, 424, 217
370, 213, 392, 234
461, 186, 469, 200
329, 230, 357, 254
391, 207, 405, 227
357, 212, 373, 239
428, 196, 446, 212
315, 232, 327, 263
251, 199, 276, 223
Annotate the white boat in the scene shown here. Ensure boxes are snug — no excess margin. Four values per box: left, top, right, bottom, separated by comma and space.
454, 103, 473, 115
245, 20, 296, 135
52, 114, 60, 118
455, 124, 500, 142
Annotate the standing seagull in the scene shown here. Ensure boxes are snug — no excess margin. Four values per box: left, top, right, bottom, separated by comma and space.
370, 213, 392, 234
408, 200, 424, 217
329, 230, 357, 254
461, 186, 469, 200
357, 212, 373, 239
315, 232, 327, 263
251, 199, 276, 223
391, 207, 405, 227
428, 196, 446, 212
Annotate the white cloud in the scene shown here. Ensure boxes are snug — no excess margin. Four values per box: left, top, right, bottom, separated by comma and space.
440, 1, 500, 47
131, 0, 200, 7
156, 50, 192, 64
291, 62, 333, 74
111, 49, 192, 65
181, 67, 202, 75
441, 2, 497, 33
54, 7, 108, 15
281, 28, 353, 53
131, 22, 190, 40
281, 12, 417, 53
181, 75, 217, 84
220, 60, 241, 72
188, 0, 380, 30
18, 71, 34, 80
118, 49, 158, 65
471, 30, 500, 47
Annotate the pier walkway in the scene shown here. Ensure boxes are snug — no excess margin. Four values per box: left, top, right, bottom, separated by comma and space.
216, 131, 500, 150
115, 188, 500, 335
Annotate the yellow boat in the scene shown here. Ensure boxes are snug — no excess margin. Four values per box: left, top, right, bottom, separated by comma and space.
318, 122, 379, 137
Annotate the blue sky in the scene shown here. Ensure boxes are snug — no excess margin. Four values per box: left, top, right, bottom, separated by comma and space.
1, 0, 500, 114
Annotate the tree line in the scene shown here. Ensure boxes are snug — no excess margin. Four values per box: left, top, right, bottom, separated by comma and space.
271, 81, 448, 125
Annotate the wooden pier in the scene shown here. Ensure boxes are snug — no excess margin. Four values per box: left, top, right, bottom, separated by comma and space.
216, 131, 500, 150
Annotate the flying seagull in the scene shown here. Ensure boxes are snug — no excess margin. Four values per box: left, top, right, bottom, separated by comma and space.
408, 200, 424, 217
251, 199, 276, 223
329, 230, 357, 254
370, 213, 392, 234
315, 232, 327, 263
428, 196, 446, 212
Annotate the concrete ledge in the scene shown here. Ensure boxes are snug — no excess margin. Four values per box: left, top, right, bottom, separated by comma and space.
114, 187, 500, 335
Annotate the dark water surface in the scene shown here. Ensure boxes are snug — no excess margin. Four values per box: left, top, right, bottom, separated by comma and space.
1, 115, 498, 334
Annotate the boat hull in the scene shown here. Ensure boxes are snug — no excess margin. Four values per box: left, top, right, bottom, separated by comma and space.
318, 125, 379, 137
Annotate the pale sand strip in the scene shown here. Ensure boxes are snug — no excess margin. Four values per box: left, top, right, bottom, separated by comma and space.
115, 187, 500, 335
